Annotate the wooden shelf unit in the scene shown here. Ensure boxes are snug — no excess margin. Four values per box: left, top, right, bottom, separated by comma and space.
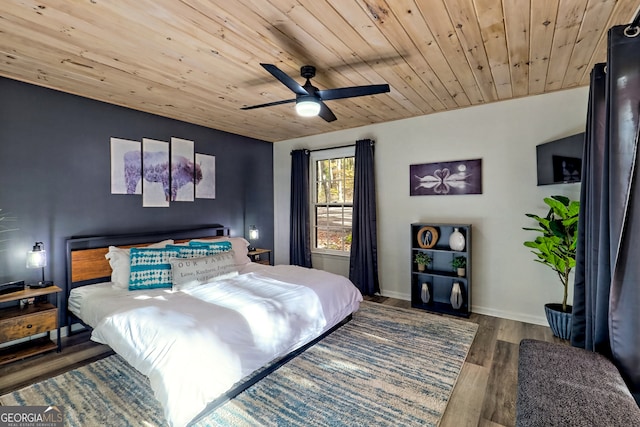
410, 223, 471, 318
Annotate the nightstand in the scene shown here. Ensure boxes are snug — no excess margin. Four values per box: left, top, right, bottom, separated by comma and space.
248, 248, 272, 265
0, 285, 62, 365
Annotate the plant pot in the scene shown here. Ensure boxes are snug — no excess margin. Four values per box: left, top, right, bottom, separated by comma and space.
417, 263, 425, 272
544, 303, 572, 340
457, 267, 465, 277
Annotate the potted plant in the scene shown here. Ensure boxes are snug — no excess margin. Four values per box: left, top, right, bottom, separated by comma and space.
523, 195, 580, 340
451, 256, 466, 277
414, 252, 432, 272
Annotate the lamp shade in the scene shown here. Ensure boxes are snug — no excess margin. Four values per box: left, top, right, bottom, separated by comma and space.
249, 225, 259, 240
295, 97, 321, 117
26, 242, 47, 269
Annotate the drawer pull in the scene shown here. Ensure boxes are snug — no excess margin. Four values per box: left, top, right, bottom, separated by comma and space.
27, 324, 33, 329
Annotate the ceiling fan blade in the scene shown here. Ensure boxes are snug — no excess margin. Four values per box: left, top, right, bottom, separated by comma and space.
240, 98, 295, 110
318, 84, 390, 101
318, 101, 337, 122
260, 63, 309, 96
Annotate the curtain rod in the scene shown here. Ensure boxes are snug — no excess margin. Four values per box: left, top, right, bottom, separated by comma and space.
308, 143, 355, 153
291, 139, 375, 155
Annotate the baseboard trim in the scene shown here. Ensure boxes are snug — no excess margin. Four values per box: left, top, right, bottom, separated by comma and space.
471, 306, 548, 326
377, 290, 548, 326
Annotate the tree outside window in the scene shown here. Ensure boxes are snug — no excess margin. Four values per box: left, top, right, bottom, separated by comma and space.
312, 153, 354, 253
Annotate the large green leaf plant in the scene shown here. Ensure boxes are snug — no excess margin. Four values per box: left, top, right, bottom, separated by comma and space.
523, 195, 580, 312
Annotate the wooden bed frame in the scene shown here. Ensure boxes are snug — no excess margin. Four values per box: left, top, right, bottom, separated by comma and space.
64, 225, 352, 425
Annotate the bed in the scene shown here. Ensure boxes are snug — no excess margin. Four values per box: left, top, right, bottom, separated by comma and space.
65, 226, 362, 427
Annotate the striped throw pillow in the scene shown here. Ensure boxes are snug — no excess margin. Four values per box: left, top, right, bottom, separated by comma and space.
129, 247, 180, 290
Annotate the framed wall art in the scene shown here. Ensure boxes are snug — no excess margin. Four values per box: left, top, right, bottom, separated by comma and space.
142, 138, 170, 207
170, 137, 196, 202
410, 158, 482, 196
195, 153, 216, 199
110, 137, 141, 195
110, 135, 215, 206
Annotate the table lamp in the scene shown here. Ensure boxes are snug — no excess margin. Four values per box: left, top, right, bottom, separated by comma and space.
26, 241, 52, 287
248, 225, 259, 251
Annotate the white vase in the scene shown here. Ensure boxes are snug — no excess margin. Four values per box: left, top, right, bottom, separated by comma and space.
450, 282, 463, 309
421, 282, 430, 303
449, 228, 465, 251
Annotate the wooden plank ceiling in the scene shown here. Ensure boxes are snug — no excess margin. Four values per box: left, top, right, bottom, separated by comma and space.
1, 1, 638, 142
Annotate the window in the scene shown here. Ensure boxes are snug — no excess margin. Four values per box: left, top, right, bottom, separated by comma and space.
310, 147, 355, 255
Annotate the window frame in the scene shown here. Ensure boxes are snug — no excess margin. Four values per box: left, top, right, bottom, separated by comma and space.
309, 146, 355, 256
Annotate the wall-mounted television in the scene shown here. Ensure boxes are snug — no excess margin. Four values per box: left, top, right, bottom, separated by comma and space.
536, 133, 585, 186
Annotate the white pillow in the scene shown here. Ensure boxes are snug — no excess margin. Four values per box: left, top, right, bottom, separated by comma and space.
105, 239, 174, 289
170, 251, 239, 291
189, 237, 251, 266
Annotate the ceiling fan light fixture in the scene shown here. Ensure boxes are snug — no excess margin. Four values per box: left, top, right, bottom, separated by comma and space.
295, 97, 321, 117
244, 64, 389, 122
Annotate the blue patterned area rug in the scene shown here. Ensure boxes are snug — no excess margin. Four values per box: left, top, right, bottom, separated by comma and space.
1, 301, 477, 427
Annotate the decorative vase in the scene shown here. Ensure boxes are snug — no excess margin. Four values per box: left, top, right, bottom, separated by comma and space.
420, 282, 430, 303
450, 282, 463, 309
449, 228, 465, 251
544, 303, 572, 340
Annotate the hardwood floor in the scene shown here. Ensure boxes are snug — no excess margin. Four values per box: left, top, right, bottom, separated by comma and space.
0, 331, 113, 396
0, 296, 563, 427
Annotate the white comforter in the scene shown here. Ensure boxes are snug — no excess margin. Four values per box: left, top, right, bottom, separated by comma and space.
78, 264, 361, 427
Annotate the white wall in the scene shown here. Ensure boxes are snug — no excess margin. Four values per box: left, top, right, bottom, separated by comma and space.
274, 87, 587, 325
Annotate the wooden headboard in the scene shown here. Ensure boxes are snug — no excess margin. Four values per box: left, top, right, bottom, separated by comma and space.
66, 225, 229, 287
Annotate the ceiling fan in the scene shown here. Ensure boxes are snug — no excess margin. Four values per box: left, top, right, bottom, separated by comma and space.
241, 63, 390, 122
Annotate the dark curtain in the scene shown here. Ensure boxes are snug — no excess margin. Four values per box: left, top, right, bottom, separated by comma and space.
348, 139, 380, 295
571, 64, 610, 355
290, 149, 312, 267
571, 24, 640, 403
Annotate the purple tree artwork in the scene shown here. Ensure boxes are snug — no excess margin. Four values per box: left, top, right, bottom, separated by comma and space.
195, 153, 215, 199
142, 138, 170, 207
410, 158, 482, 196
110, 137, 141, 195
171, 137, 201, 202
110, 136, 213, 206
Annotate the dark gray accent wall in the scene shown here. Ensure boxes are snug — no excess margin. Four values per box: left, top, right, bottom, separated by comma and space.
0, 77, 273, 288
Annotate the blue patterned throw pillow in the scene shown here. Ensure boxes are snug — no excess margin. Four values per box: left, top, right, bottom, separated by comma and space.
129, 247, 181, 290
188, 240, 232, 254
